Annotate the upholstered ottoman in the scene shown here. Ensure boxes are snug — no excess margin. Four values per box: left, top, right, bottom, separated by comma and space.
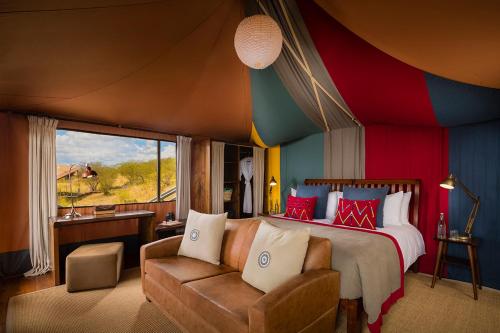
66, 242, 124, 292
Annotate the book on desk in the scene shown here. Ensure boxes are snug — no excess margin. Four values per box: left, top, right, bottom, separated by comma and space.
93, 205, 116, 216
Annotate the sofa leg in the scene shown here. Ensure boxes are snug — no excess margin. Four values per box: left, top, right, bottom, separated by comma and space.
341, 298, 362, 333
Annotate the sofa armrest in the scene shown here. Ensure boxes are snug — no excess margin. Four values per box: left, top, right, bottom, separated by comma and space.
140, 236, 183, 291
249, 269, 340, 333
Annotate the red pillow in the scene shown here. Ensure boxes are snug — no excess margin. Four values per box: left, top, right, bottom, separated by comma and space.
333, 198, 380, 230
284, 195, 317, 221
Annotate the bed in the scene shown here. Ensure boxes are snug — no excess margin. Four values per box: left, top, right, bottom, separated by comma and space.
262, 179, 425, 333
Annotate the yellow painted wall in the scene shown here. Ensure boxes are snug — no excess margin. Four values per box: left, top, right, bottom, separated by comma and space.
267, 145, 280, 213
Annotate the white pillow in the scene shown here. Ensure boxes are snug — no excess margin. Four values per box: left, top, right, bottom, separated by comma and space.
291, 188, 297, 197
383, 191, 404, 226
325, 191, 343, 221
242, 221, 310, 293
177, 210, 227, 265
400, 192, 412, 225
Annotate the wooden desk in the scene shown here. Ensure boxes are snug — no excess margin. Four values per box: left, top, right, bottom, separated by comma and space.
50, 210, 155, 286
431, 236, 481, 299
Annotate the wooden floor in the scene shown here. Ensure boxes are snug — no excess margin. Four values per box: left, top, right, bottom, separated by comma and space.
0, 273, 54, 333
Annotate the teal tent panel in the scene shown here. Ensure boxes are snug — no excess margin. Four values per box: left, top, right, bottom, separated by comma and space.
251, 67, 321, 146
280, 132, 324, 212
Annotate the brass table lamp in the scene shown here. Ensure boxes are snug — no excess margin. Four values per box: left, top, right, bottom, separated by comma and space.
440, 173, 480, 240
64, 164, 98, 219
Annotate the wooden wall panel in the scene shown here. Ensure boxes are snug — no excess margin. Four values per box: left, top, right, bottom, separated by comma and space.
0, 113, 29, 253
190, 137, 211, 213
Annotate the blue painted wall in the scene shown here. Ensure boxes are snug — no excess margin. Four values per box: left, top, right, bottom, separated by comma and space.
448, 120, 500, 290
280, 132, 324, 211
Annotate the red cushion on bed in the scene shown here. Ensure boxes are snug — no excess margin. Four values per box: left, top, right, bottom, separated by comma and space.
333, 198, 380, 230
284, 195, 317, 221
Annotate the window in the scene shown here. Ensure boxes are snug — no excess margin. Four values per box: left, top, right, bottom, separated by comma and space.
56, 130, 176, 207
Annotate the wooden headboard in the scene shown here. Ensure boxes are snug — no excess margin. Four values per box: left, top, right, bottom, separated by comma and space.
304, 179, 421, 228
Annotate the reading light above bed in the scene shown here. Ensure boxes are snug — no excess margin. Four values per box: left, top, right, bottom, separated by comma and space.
440, 173, 480, 240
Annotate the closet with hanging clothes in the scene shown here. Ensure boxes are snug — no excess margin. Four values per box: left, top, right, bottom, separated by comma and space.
222, 144, 257, 218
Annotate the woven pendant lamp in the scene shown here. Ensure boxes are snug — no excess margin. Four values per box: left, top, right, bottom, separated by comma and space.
234, 14, 283, 69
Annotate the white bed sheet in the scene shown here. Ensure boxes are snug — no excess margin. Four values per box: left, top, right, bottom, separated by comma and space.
377, 224, 426, 272
270, 214, 425, 272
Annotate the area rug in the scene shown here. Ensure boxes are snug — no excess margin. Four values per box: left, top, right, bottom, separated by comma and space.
6, 269, 181, 333
7, 269, 500, 333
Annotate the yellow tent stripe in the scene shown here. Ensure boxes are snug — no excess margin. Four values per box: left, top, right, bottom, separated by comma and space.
250, 123, 268, 148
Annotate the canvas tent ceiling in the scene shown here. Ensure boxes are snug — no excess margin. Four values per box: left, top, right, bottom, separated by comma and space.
0, 0, 252, 141
315, 0, 500, 89
1, 0, 500, 144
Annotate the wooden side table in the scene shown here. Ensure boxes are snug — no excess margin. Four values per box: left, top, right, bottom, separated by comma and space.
155, 220, 186, 240
431, 236, 481, 299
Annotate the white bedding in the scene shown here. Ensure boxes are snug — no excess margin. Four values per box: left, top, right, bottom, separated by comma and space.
270, 214, 425, 272
377, 224, 425, 272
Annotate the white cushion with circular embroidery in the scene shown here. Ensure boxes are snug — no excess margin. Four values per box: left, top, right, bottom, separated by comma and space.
177, 209, 227, 265
242, 220, 310, 293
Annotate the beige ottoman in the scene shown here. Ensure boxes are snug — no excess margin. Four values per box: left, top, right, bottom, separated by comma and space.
66, 242, 124, 292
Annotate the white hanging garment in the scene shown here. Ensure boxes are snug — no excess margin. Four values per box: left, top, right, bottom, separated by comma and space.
240, 157, 253, 214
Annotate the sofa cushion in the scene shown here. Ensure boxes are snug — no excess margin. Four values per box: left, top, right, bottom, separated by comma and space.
145, 256, 236, 297
221, 218, 261, 270
302, 236, 332, 272
242, 221, 311, 293
181, 272, 264, 333
178, 209, 227, 265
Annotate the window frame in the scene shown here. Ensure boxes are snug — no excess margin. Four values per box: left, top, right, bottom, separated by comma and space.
56, 128, 176, 208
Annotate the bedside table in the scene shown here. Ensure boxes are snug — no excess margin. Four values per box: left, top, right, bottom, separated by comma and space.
431, 236, 481, 299
155, 220, 186, 240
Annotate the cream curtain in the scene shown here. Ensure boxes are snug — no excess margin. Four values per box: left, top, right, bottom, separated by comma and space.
324, 127, 365, 179
211, 141, 225, 214
25, 116, 58, 277
176, 136, 192, 220
252, 147, 265, 217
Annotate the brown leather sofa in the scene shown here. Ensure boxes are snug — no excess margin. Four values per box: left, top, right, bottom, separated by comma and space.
140, 218, 340, 333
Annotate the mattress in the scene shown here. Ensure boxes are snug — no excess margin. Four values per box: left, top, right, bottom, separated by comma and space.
270, 214, 425, 272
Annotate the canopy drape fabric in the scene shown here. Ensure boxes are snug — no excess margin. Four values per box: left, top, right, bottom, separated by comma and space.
240, 157, 253, 214
254, 0, 358, 131
25, 116, 58, 277
324, 127, 365, 179
176, 136, 192, 220
252, 147, 265, 217
211, 141, 225, 214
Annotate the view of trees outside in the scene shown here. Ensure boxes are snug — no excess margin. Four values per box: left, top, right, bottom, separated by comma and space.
56, 130, 176, 207
160, 141, 177, 201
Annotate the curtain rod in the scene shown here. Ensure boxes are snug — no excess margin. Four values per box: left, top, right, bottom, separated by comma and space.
224, 142, 256, 149
0, 110, 183, 137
